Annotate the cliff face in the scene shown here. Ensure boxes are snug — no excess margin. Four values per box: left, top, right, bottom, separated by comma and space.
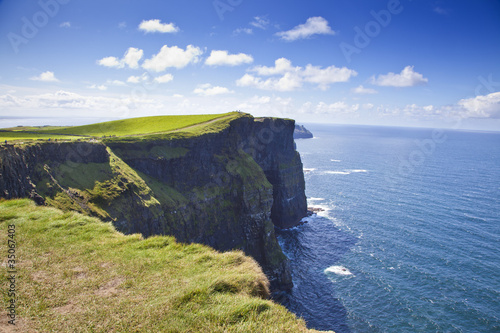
293, 124, 314, 139
0, 115, 307, 291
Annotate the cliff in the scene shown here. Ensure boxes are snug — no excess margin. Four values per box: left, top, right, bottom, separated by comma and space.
0, 113, 307, 291
294, 124, 314, 139
0, 199, 327, 332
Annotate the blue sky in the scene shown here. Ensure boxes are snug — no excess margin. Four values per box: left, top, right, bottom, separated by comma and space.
1, 0, 500, 130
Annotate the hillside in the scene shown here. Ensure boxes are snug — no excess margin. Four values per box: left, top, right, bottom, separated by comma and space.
0, 113, 307, 292
0, 112, 241, 143
0, 199, 327, 332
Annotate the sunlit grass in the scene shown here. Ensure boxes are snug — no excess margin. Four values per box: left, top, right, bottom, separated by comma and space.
0, 199, 324, 332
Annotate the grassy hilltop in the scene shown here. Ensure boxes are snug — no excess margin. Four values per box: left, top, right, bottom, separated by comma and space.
0, 112, 243, 143
0, 199, 325, 332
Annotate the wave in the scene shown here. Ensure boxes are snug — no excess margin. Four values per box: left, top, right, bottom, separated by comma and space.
324, 171, 351, 175
307, 197, 325, 202
303, 168, 316, 173
322, 169, 368, 175
324, 265, 354, 276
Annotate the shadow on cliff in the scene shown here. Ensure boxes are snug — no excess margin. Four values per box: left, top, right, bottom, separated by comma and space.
275, 215, 358, 333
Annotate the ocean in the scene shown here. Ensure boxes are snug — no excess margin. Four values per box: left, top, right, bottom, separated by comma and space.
278, 124, 500, 332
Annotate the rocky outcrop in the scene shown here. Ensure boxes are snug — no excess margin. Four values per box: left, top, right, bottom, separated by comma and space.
293, 124, 313, 139
0, 114, 307, 291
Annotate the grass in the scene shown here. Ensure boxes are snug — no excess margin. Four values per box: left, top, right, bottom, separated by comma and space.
0, 199, 326, 332
0, 131, 82, 143
0, 112, 245, 144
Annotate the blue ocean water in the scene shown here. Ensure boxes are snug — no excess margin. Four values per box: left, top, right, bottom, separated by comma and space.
278, 124, 500, 332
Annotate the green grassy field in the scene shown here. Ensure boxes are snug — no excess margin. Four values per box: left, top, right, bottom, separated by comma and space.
0, 112, 244, 143
0, 199, 323, 332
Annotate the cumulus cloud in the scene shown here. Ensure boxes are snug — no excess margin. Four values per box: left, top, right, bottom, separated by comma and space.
30, 71, 59, 82
205, 50, 253, 66
127, 73, 148, 84
400, 92, 500, 120
193, 84, 233, 96
97, 56, 121, 68
122, 48, 144, 69
302, 64, 357, 90
276, 17, 335, 41
142, 45, 203, 72
154, 73, 174, 84
352, 85, 378, 94
371, 66, 428, 87
59, 22, 71, 28
138, 19, 179, 33
236, 58, 357, 91
237, 72, 302, 92
457, 91, 500, 119
251, 58, 299, 76
97, 47, 144, 69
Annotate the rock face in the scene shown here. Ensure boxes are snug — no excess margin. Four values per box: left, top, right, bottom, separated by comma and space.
0, 115, 307, 291
293, 124, 313, 139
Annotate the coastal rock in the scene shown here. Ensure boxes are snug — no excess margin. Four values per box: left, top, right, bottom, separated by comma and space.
0, 114, 307, 291
293, 124, 313, 139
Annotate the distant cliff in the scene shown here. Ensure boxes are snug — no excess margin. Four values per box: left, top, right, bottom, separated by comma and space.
294, 124, 313, 139
0, 113, 307, 291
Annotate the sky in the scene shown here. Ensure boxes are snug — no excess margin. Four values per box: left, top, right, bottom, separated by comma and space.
1, 0, 500, 130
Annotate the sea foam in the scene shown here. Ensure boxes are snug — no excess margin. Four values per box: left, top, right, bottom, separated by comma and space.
325, 265, 354, 276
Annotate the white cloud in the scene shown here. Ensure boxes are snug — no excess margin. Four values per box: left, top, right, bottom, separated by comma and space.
138, 19, 179, 33
251, 58, 298, 76
236, 96, 294, 119
118, 22, 127, 29
30, 71, 59, 82
399, 92, 500, 120
236, 73, 302, 92
97, 47, 144, 69
302, 64, 357, 90
233, 28, 253, 35
205, 50, 253, 66
371, 66, 428, 87
352, 85, 378, 94
193, 84, 233, 96
127, 74, 145, 84
0, 90, 165, 118
237, 58, 356, 91
142, 45, 203, 72
276, 17, 335, 41
59, 22, 71, 28
457, 91, 500, 119
106, 79, 127, 86
122, 47, 144, 69
97, 56, 121, 68
89, 84, 107, 91
250, 16, 270, 30
314, 101, 359, 114
127, 72, 173, 84
154, 73, 174, 84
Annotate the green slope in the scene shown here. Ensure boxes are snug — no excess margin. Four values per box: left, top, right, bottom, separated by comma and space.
0, 112, 244, 143
0, 199, 326, 333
